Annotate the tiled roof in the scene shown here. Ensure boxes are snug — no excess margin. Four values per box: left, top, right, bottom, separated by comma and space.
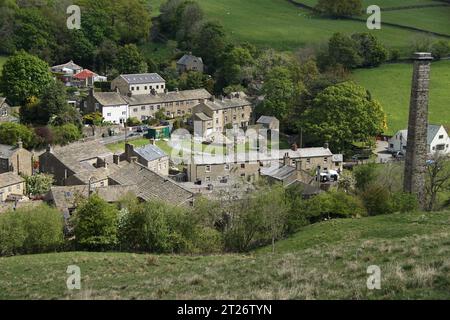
108, 162, 193, 205
0, 172, 24, 188
134, 144, 167, 162
94, 92, 127, 106
196, 96, 252, 111
177, 54, 203, 65
0, 144, 16, 159
123, 89, 211, 106
257, 116, 278, 125
74, 69, 96, 80
120, 73, 165, 84
51, 60, 83, 71
194, 112, 212, 121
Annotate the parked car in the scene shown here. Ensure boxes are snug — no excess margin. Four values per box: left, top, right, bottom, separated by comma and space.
392, 151, 404, 159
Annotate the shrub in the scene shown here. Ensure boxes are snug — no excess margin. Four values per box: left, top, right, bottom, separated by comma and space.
301, 191, 367, 223
0, 205, 64, 256
360, 184, 393, 216
390, 192, 418, 213
353, 163, 377, 191
25, 173, 54, 197
72, 195, 119, 250
52, 124, 81, 146
126, 117, 141, 127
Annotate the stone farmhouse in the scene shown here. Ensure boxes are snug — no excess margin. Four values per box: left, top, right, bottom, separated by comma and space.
388, 124, 450, 154
0, 172, 25, 202
111, 73, 166, 96
176, 54, 204, 74
124, 143, 169, 176
192, 92, 253, 138
0, 141, 33, 176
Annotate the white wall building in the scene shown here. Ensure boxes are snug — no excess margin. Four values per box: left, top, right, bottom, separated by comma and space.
87, 92, 129, 126
388, 124, 450, 154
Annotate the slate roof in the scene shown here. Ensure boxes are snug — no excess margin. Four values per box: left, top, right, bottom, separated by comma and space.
94, 92, 127, 106
51, 60, 83, 71
120, 73, 165, 84
0, 144, 16, 159
197, 97, 252, 111
177, 54, 203, 65
123, 89, 211, 106
0, 172, 24, 188
108, 162, 193, 206
134, 144, 167, 162
194, 112, 212, 121
257, 116, 279, 125
260, 165, 296, 181
0, 97, 6, 105
48, 185, 138, 212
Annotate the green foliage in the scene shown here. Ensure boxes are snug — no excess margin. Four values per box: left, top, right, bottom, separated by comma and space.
326, 33, 363, 69
83, 112, 104, 126
390, 192, 418, 213
193, 21, 228, 73
0, 51, 53, 106
0, 205, 64, 256
300, 191, 367, 222
0, 122, 35, 148
25, 174, 54, 197
351, 33, 388, 67
431, 40, 450, 60
316, 0, 363, 17
51, 124, 81, 146
126, 117, 142, 127
300, 81, 386, 152
353, 163, 378, 191
360, 183, 393, 216
72, 194, 119, 250
116, 44, 148, 74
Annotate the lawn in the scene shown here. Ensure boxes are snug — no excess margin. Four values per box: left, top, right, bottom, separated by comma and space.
1, 211, 450, 299
194, 0, 449, 52
352, 60, 450, 135
105, 138, 152, 153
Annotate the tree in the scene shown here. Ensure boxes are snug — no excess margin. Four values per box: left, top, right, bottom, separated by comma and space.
219, 46, 255, 87
261, 67, 303, 122
37, 80, 69, 125
0, 51, 53, 106
351, 33, 387, 67
431, 40, 450, 60
425, 153, 450, 211
83, 112, 104, 126
0, 122, 35, 148
299, 82, 386, 152
180, 71, 205, 90
193, 21, 228, 73
316, 0, 363, 17
116, 44, 147, 74
51, 124, 81, 146
72, 194, 119, 250
25, 174, 54, 197
327, 33, 362, 69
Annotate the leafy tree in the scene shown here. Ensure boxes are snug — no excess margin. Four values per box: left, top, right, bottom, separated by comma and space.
25, 174, 53, 196
179, 71, 205, 90
353, 163, 377, 191
116, 44, 147, 74
261, 66, 304, 122
0, 51, 53, 106
65, 30, 95, 69
193, 21, 228, 73
72, 194, 119, 250
327, 33, 362, 69
360, 183, 393, 216
425, 153, 450, 211
431, 40, 450, 60
83, 112, 104, 126
126, 117, 141, 127
219, 46, 255, 87
316, 0, 363, 17
299, 81, 386, 152
51, 124, 81, 146
0, 122, 35, 148
351, 33, 387, 67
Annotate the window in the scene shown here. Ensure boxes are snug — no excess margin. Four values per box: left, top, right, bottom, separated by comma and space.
205, 165, 211, 172
136, 86, 140, 90
16, 184, 20, 190
131, 86, 135, 91
439, 135, 444, 139
156, 85, 159, 89
157, 105, 161, 110
144, 86, 148, 90
122, 111, 126, 115
141, 106, 146, 110
436, 144, 445, 151
241, 163, 245, 169
150, 106, 154, 111
205, 177, 211, 182
107, 113, 111, 117
161, 85, 164, 89
133, 108, 138, 112
324, 157, 328, 163
224, 164, 230, 171
306, 158, 311, 164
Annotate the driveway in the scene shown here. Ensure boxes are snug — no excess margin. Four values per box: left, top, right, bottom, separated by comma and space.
375, 140, 392, 163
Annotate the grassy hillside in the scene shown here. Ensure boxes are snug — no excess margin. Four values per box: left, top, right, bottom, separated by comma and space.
1, 211, 450, 299
352, 60, 450, 135
194, 0, 449, 52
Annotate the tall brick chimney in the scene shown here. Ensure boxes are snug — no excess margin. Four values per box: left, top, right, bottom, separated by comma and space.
403, 52, 433, 208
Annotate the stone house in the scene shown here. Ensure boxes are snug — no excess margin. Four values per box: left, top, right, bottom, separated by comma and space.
0, 141, 33, 176
256, 116, 280, 132
39, 141, 119, 187
111, 73, 166, 96
176, 54, 204, 74
124, 143, 169, 176
84, 90, 129, 125
192, 93, 253, 138
0, 172, 25, 202
51, 60, 83, 86
124, 88, 211, 121
0, 97, 17, 123
388, 124, 450, 154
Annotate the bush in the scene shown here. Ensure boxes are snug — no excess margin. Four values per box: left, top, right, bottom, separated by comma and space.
72, 195, 119, 250
301, 191, 366, 223
25, 174, 54, 197
360, 184, 393, 216
0, 122, 36, 149
390, 192, 418, 213
353, 163, 377, 191
52, 124, 81, 146
126, 117, 141, 127
0, 205, 64, 256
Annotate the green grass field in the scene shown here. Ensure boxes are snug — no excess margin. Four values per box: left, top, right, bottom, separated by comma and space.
352, 60, 450, 135
1, 211, 450, 299
194, 0, 449, 52
301, 0, 443, 9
